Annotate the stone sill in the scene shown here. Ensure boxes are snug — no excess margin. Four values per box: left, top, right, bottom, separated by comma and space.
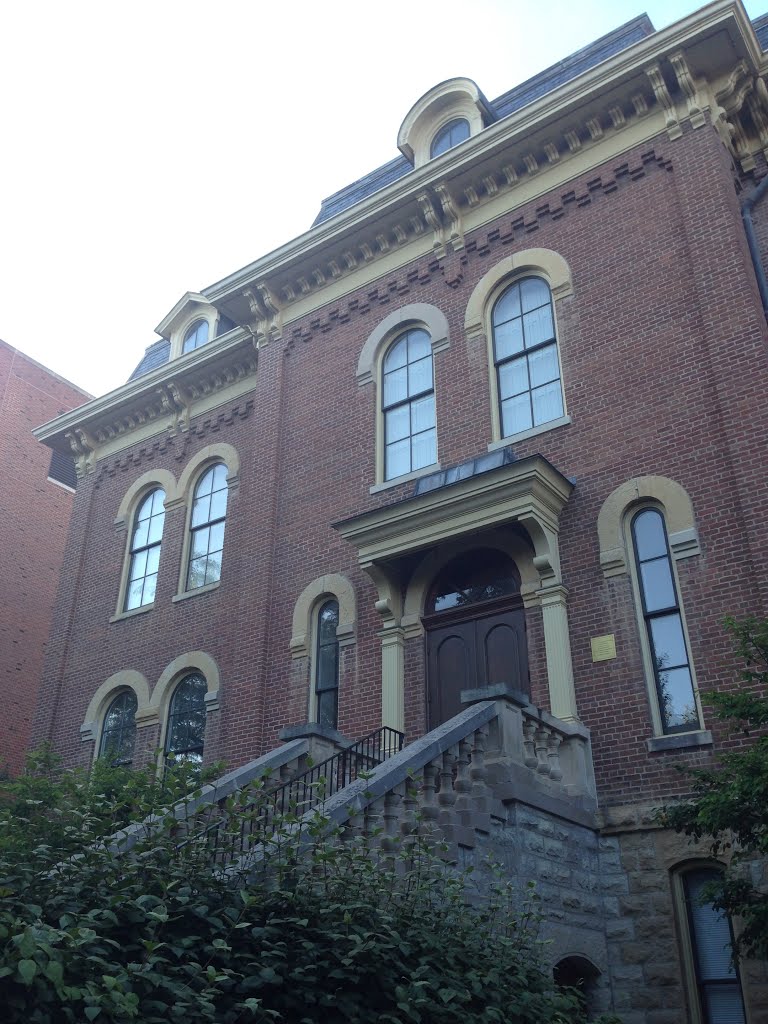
110, 603, 154, 624
369, 462, 441, 494
646, 730, 713, 753
172, 581, 221, 604
487, 414, 571, 451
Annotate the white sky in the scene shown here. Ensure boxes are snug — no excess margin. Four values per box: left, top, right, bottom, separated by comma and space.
1, 0, 764, 398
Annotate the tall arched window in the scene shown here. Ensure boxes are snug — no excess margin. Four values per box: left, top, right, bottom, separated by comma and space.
430, 118, 470, 158
98, 691, 137, 766
182, 319, 210, 354
187, 463, 228, 590
125, 488, 165, 610
382, 328, 436, 480
631, 508, 700, 734
492, 277, 563, 438
314, 599, 340, 729
678, 867, 746, 1023
165, 673, 207, 763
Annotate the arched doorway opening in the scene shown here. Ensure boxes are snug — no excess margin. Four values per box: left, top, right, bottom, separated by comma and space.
423, 548, 529, 728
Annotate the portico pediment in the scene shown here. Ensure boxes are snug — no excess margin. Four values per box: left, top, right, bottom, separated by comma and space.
334, 453, 573, 579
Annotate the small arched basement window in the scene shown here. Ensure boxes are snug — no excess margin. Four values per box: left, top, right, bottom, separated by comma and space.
98, 690, 138, 766
165, 673, 207, 764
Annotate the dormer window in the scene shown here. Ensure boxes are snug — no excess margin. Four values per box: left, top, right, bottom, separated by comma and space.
182, 319, 210, 354
430, 118, 470, 159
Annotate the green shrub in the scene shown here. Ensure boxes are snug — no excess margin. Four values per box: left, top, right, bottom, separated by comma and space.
0, 751, 589, 1023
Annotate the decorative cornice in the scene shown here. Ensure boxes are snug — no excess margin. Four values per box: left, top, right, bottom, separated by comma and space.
35, 330, 258, 468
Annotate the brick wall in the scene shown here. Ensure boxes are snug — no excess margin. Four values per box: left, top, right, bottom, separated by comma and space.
34, 123, 768, 807
0, 341, 89, 774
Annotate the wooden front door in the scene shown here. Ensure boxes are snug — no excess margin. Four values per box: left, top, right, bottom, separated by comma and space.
425, 598, 529, 729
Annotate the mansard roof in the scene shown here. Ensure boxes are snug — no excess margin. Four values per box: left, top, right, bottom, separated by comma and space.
311, 14, 656, 227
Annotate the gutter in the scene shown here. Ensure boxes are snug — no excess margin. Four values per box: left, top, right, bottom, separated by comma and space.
741, 172, 768, 320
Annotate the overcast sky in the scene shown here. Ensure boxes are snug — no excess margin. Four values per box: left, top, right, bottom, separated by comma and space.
1, 0, 764, 399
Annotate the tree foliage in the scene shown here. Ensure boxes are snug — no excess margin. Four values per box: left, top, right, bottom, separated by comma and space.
661, 616, 768, 959
0, 750, 595, 1023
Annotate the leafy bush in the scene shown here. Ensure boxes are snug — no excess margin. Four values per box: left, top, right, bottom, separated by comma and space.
661, 616, 768, 959
0, 750, 589, 1023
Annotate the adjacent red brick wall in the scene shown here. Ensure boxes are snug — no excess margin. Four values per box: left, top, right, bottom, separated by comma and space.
0, 342, 89, 775
34, 124, 768, 806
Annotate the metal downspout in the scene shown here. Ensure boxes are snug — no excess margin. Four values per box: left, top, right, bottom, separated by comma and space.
741, 172, 768, 320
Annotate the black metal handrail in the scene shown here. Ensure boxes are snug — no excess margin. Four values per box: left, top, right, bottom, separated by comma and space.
269, 725, 405, 821
176, 725, 405, 862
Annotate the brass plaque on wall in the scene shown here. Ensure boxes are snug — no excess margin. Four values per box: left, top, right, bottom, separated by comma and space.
591, 634, 617, 662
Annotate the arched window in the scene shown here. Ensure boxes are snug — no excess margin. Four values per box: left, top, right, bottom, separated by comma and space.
187, 463, 228, 590
182, 319, 210, 354
314, 599, 340, 729
631, 508, 700, 734
382, 328, 436, 480
492, 277, 563, 438
426, 548, 521, 613
165, 673, 207, 763
678, 867, 746, 1024
430, 117, 470, 158
125, 488, 165, 611
98, 690, 137, 766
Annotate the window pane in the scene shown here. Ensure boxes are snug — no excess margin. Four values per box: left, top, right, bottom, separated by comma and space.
528, 343, 559, 388
384, 336, 408, 371
130, 549, 148, 581
408, 355, 432, 397
386, 438, 411, 479
411, 393, 435, 434
411, 428, 436, 471
659, 667, 697, 729
209, 487, 228, 522
212, 463, 228, 490
520, 277, 551, 313
703, 986, 746, 1024
318, 601, 339, 644
143, 573, 158, 605
493, 285, 521, 326
634, 510, 668, 560
532, 380, 564, 425
188, 557, 208, 590
385, 405, 410, 444
407, 329, 431, 362
649, 614, 688, 670
501, 393, 533, 436
494, 317, 524, 361
191, 494, 211, 527
126, 578, 144, 610
316, 643, 339, 692
640, 558, 676, 612
317, 688, 338, 730
132, 517, 149, 549
523, 304, 555, 348
383, 365, 408, 407
205, 551, 222, 585
208, 522, 225, 555
191, 526, 210, 559
196, 468, 215, 498
145, 545, 161, 577
147, 511, 165, 545
498, 358, 529, 399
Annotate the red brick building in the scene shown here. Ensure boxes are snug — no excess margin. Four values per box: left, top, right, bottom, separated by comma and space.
33, 3, 768, 1019
0, 340, 89, 775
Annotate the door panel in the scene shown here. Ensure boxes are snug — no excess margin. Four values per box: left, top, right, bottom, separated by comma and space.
427, 623, 474, 729
478, 609, 529, 696
426, 603, 529, 728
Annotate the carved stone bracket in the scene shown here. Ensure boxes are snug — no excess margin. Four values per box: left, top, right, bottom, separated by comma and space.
243, 280, 283, 348
66, 427, 97, 477
645, 63, 681, 140
668, 51, 706, 130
